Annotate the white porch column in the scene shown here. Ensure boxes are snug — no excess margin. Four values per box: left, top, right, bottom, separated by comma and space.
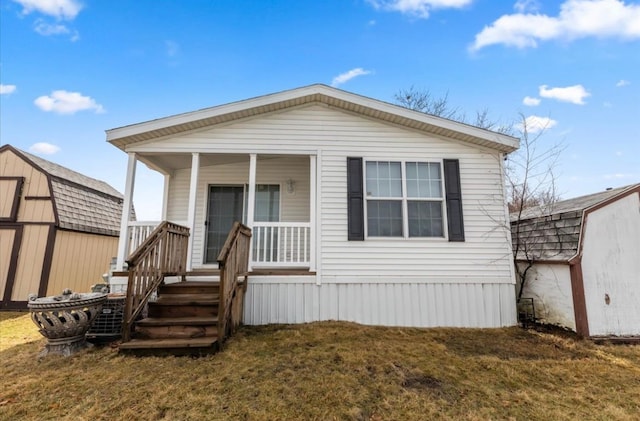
315, 150, 322, 285
309, 155, 317, 272
246, 153, 257, 271
116, 152, 137, 270
161, 173, 171, 221
186, 153, 200, 271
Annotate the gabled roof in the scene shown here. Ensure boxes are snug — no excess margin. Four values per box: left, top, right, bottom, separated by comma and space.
511, 183, 640, 262
106, 84, 519, 153
1, 145, 133, 236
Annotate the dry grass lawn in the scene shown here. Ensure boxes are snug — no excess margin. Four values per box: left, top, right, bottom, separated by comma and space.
1, 312, 639, 420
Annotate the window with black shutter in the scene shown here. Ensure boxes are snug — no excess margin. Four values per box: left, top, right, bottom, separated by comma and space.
346, 157, 465, 241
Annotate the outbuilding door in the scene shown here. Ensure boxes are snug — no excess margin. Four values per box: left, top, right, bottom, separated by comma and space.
0, 226, 22, 308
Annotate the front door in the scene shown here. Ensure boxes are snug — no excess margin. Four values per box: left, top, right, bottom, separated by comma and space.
204, 186, 245, 264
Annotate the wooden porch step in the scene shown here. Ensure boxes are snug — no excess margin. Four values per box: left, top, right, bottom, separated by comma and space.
155, 293, 219, 305
160, 281, 219, 295
135, 322, 217, 340
136, 316, 218, 326
148, 297, 218, 318
185, 270, 220, 276
118, 337, 218, 350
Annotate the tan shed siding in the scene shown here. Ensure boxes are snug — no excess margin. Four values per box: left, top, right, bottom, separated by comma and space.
581, 192, 640, 336
0, 149, 55, 223
11, 225, 49, 300
244, 277, 516, 327
47, 230, 118, 294
167, 156, 310, 268
0, 179, 20, 218
0, 229, 16, 296
152, 105, 512, 281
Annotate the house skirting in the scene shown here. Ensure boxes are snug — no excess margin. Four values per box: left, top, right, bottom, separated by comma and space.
244, 276, 517, 328
108, 275, 517, 328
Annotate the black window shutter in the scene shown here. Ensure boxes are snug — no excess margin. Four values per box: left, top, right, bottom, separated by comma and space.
347, 157, 365, 241
443, 159, 465, 242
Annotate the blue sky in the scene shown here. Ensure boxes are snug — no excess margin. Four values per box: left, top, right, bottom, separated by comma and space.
1, 0, 639, 219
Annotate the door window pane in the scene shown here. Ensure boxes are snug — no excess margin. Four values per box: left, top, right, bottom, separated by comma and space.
254, 184, 280, 222
248, 184, 280, 262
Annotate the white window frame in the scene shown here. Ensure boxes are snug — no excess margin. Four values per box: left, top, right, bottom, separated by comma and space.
363, 159, 448, 240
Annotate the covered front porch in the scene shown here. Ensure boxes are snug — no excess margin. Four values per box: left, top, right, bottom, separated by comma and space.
116, 152, 317, 273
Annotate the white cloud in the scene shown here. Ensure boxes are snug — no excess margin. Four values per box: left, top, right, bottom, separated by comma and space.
29, 142, 60, 155
517, 115, 558, 133
539, 84, 590, 105
0, 84, 17, 95
366, 0, 473, 18
12, 0, 83, 20
603, 101, 613, 108
165, 40, 179, 57
470, 0, 640, 51
331, 68, 372, 87
522, 96, 541, 106
616, 79, 630, 87
34, 19, 68, 35
514, 0, 540, 13
33, 19, 79, 40
34, 90, 105, 114
603, 173, 635, 179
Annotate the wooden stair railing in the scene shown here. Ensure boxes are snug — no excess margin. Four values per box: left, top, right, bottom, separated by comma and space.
217, 221, 252, 345
122, 221, 190, 342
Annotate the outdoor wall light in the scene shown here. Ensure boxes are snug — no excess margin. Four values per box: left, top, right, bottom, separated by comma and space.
286, 178, 296, 194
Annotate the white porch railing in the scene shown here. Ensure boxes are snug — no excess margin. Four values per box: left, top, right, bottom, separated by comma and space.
126, 221, 311, 268
252, 222, 311, 267
128, 221, 161, 255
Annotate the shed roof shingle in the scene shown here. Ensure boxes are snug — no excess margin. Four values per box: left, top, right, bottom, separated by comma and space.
3, 145, 133, 236
511, 183, 640, 262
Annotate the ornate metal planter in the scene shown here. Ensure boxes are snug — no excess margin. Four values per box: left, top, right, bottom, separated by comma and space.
28, 289, 107, 357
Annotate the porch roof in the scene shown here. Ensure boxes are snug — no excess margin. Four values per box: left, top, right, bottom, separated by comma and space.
106, 84, 519, 154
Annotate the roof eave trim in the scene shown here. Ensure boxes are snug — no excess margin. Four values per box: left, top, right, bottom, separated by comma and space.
106, 84, 519, 153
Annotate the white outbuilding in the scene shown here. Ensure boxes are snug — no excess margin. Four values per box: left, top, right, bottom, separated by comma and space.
512, 183, 640, 339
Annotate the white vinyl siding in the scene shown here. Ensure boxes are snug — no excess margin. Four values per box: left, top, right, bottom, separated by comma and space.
147, 104, 513, 282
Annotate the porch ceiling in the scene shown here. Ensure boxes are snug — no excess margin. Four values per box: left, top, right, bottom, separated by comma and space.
138, 152, 294, 173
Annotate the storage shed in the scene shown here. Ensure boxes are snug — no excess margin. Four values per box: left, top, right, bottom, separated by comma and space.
512, 183, 640, 338
0, 144, 132, 309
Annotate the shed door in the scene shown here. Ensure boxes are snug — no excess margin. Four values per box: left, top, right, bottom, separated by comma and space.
0, 226, 21, 308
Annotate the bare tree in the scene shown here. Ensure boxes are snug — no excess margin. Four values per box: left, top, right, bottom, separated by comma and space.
507, 115, 565, 304
394, 86, 461, 120
394, 86, 513, 133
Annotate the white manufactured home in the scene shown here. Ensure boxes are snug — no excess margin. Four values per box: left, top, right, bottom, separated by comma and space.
108, 84, 519, 350
512, 184, 640, 339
